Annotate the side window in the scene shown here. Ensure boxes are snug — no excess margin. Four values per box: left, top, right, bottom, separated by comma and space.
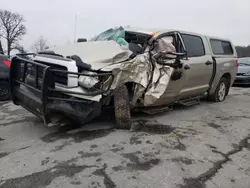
0, 56, 5, 68
210, 39, 233, 55
181, 34, 205, 57
210, 40, 224, 54
222, 41, 233, 55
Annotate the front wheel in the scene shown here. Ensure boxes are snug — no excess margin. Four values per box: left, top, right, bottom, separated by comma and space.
113, 85, 132, 129
208, 77, 228, 102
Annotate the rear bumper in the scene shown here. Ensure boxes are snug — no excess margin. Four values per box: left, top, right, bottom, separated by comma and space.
0, 74, 9, 80
233, 76, 250, 85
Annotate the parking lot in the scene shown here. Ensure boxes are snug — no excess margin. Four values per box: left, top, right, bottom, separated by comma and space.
0, 87, 250, 188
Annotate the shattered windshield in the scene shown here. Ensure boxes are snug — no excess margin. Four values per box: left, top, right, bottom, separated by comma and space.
90, 26, 129, 48
90, 26, 153, 55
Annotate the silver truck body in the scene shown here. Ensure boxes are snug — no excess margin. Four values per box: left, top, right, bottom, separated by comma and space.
9, 26, 238, 128
52, 28, 238, 107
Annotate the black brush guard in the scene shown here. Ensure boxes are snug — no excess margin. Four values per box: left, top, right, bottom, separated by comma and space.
10, 55, 113, 126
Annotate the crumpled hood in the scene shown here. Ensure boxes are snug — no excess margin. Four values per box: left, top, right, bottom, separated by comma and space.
51, 41, 132, 71
51, 36, 178, 108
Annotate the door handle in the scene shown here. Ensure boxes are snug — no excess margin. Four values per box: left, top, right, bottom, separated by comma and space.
205, 61, 213, 65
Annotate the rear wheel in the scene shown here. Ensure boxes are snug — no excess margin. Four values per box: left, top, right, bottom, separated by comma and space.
114, 85, 132, 129
208, 77, 228, 102
0, 81, 11, 101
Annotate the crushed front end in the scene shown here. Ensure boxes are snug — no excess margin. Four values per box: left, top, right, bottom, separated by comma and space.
10, 26, 186, 128
10, 54, 114, 127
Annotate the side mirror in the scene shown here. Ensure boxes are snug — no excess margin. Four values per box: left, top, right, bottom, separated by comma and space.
77, 38, 87, 43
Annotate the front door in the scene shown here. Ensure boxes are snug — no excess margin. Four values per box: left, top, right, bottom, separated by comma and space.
151, 35, 189, 106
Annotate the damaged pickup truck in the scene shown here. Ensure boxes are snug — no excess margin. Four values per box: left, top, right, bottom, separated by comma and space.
9, 27, 238, 129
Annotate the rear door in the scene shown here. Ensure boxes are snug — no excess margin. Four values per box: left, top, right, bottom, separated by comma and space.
178, 33, 213, 99
208, 39, 237, 91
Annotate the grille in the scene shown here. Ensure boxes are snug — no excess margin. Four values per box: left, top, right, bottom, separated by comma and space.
32, 61, 68, 86
236, 73, 244, 76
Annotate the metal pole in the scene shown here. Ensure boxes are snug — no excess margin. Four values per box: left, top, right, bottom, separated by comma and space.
74, 13, 78, 43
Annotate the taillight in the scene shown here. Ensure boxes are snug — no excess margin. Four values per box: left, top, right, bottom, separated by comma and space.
3, 59, 11, 68
236, 60, 239, 68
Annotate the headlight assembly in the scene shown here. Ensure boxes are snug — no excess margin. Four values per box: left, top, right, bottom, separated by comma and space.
78, 71, 99, 89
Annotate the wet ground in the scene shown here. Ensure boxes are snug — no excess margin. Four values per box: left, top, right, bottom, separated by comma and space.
0, 87, 250, 188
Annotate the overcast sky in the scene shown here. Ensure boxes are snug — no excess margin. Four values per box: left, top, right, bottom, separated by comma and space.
1, 0, 250, 50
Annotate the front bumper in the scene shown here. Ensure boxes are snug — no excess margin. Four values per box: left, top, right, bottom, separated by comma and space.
233, 76, 250, 85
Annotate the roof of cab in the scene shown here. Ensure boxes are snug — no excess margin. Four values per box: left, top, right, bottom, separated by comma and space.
124, 26, 166, 35
124, 26, 232, 42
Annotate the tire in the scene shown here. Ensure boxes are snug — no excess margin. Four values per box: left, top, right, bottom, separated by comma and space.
208, 77, 228, 102
113, 85, 132, 129
0, 81, 11, 101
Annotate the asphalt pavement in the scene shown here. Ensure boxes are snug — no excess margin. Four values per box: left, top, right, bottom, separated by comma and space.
0, 87, 250, 188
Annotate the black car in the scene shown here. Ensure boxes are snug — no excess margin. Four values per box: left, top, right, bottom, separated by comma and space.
0, 55, 11, 101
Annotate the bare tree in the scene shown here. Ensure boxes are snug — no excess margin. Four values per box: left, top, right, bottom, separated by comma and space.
32, 36, 49, 53
0, 9, 27, 55
0, 39, 3, 54
236, 45, 250, 58
14, 44, 27, 54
